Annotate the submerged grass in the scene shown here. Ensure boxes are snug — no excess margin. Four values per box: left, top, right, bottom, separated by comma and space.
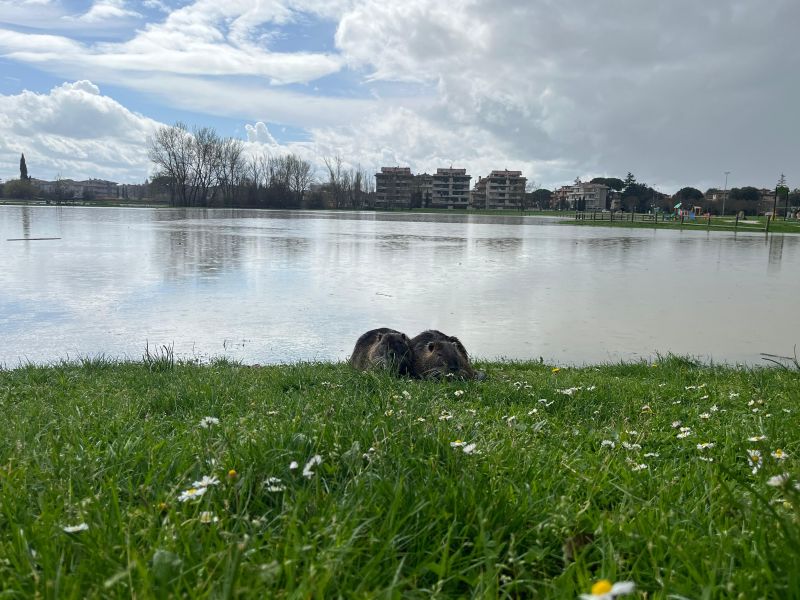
0, 358, 798, 598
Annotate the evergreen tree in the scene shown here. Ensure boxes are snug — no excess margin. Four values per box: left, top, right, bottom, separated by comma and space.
20, 153, 29, 180
623, 172, 636, 189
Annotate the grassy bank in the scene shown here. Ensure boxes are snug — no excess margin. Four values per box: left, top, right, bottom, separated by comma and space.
563, 215, 800, 235
1, 358, 798, 598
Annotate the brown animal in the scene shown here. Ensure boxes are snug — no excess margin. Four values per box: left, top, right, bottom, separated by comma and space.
349, 328, 413, 376
409, 330, 477, 380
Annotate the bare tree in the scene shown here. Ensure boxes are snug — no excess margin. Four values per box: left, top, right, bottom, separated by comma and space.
215, 137, 245, 206
287, 154, 314, 206
147, 122, 194, 206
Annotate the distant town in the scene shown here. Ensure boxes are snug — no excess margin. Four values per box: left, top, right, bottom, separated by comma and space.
2, 150, 798, 218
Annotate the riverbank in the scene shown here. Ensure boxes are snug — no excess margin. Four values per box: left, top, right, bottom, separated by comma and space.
1, 359, 798, 597
563, 213, 800, 235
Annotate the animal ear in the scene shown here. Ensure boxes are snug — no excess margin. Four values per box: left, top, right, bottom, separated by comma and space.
427, 342, 435, 352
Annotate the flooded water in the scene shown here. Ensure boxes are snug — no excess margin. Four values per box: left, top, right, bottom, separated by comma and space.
1, 205, 798, 366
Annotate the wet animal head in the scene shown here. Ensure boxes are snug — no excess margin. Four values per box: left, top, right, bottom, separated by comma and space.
373, 331, 412, 371
419, 340, 474, 380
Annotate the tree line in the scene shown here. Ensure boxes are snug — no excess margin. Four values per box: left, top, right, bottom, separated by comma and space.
147, 123, 373, 209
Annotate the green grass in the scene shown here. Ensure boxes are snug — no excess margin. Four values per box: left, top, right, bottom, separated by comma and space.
564, 215, 800, 235
1, 358, 799, 598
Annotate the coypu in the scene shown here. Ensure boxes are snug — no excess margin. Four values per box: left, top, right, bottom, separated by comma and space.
409, 330, 479, 380
349, 328, 413, 376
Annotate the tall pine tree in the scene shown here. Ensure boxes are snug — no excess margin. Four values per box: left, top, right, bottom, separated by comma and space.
20, 153, 29, 180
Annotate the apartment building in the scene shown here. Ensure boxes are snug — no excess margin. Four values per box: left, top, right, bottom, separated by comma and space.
375, 167, 413, 209
413, 173, 433, 207
566, 182, 609, 211
430, 168, 471, 209
471, 170, 526, 210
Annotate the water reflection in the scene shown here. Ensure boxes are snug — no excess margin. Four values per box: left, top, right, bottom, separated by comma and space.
1, 205, 799, 366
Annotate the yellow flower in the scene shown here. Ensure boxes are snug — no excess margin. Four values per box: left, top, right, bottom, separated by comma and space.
227, 469, 238, 479
580, 579, 636, 599
551, 367, 561, 374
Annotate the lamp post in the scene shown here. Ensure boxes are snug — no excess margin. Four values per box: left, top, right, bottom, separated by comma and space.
722, 171, 730, 216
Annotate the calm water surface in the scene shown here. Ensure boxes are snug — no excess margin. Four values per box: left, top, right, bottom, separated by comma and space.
1, 206, 798, 366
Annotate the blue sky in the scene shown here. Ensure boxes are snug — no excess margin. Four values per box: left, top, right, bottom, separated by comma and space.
0, 0, 798, 191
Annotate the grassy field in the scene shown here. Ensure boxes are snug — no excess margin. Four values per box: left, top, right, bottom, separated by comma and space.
564, 214, 800, 235
1, 358, 798, 598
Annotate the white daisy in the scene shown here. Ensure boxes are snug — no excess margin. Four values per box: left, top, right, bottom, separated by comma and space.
191, 475, 220, 488
601, 440, 616, 449
697, 442, 715, 450
771, 449, 789, 460
302, 455, 322, 479
767, 473, 790, 487
580, 577, 635, 597
198, 416, 220, 428
747, 449, 763, 474
178, 487, 207, 502
199, 511, 219, 524
265, 477, 286, 492
63, 523, 89, 533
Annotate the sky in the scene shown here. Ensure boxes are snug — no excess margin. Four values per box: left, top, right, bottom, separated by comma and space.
0, 0, 797, 192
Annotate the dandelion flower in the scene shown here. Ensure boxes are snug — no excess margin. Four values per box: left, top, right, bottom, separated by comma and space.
63, 523, 89, 533
199, 511, 218, 524
227, 469, 237, 479
771, 449, 789, 460
767, 473, 790, 487
580, 579, 636, 599
198, 416, 219, 428
191, 475, 220, 488
302, 455, 322, 479
748, 435, 767, 442
747, 449, 763, 474
601, 440, 616, 449
178, 487, 207, 502
697, 442, 715, 450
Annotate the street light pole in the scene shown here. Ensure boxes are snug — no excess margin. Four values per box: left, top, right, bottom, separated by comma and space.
722, 171, 730, 216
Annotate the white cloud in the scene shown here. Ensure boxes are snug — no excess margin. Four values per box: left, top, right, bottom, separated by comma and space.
0, 81, 162, 182
73, 1, 141, 23
0, 0, 344, 84
1, 1, 799, 190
